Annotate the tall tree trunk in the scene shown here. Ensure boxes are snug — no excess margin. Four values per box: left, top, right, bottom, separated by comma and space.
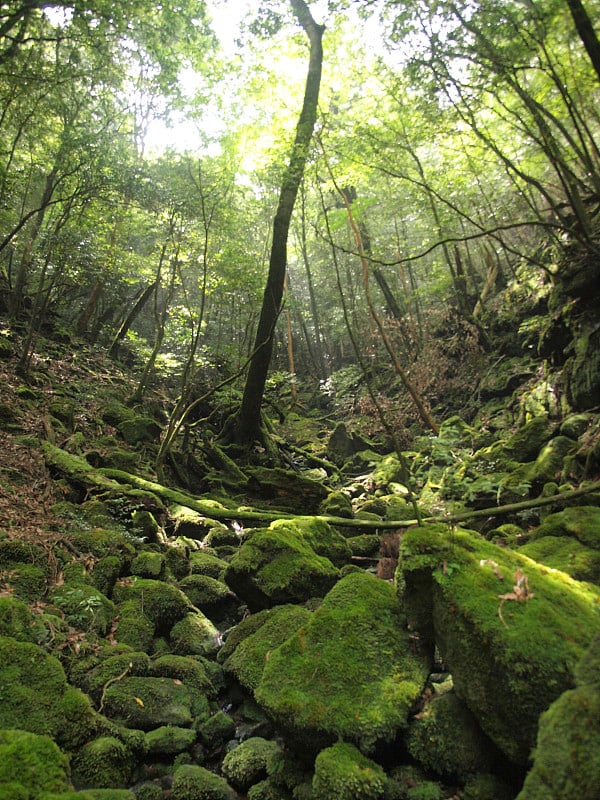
232, 0, 324, 445
565, 0, 600, 84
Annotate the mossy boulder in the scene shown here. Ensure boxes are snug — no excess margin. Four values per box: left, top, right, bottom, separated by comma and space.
130, 551, 165, 580
255, 571, 429, 753
75, 652, 151, 701
189, 551, 229, 579
221, 737, 281, 792
70, 736, 133, 789
0, 729, 71, 797
113, 578, 191, 636
224, 518, 344, 610
519, 536, 600, 584
0, 596, 52, 645
246, 467, 328, 512
112, 600, 155, 652
221, 605, 312, 691
117, 416, 161, 445
145, 725, 197, 757
504, 416, 554, 462
149, 654, 215, 696
516, 633, 600, 800
178, 574, 240, 622
406, 691, 496, 780
169, 611, 221, 657
165, 546, 191, 580
528, 506, 600, 548
100, 677, 195, 730
171, 764, 236, 800
398, 524, 600, 764
318, 490, 354, 519
312, 742, 387, 800
197, 711, 235, 749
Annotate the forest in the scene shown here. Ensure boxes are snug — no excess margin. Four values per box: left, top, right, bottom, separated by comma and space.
0, 0, 599, 799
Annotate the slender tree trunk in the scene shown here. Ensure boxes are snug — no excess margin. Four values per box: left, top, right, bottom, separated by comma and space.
108, 281, 157, 358
232, 0, 324, 445
565, 0, 600, 84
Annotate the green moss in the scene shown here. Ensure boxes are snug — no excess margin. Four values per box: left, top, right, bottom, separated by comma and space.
0, 636, 68, 738
255, 572, 429, 753
101, 677, 195, 731
462, 774, 514, 800
113, 600, 154, 651
130, 551, 165, 579
67, 529, 135, 561
197, 711, 235, 748
504, 416, 553, 462
70, 737, 133, 789
312, 742, 386, 800
347, 535, 381, 557
117, 416, 161, 445
54, 686, 106, 751
516, 684, 600, 799
178, 574, 238, 617
171, 764, 236, 800
406, 692, 495, 779
519, 536, 600, 584
530, 506, 600, 548
224, 522, 341, 611
222, 605, 312, 691
145, 725, 197, 757
90, 557, 123, 596
318, 491, 354, 519
399, 525, 600, 764
0, 729, 71, 797
222, 737, 281, 792
165, 547, 191, 580
149, 654, 215, 696
169, 611, 220, 657
0, 596, 50, 645
113, 578, 190, 635
77, 652, 151, 701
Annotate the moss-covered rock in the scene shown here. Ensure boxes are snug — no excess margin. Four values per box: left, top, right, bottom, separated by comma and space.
76, 652, 151, 701
165, 546, 191, 580
312, 742, 386, 800
189, 551, 229, 579
91, 556, 123, 597
178, 574, 240, 622
518, 536, 600, 584
224, 519, 343, 611
70, 737, 133, 789
149, 654, 215, 696
113, 578, 190, 636
169, 611, 221, 657
528, 506, 600, 548
462, 774, 515, 800
516, 633, 600, 800
130, 551, 165, 579
197, 711, 235, 749
398, 524, 600, 764
406, 691, 496, 780
255, 571, 429, 753
145, 725, 197, 757
221, 737, 281, 792
117, 416, 161, 445
0, 596, 51, 645
0, 636, 68, 738
113, 600, 155, 652
246, 467, 329, 512
221, 605, 312, 692
318, 491, 353, 519
171, 764, 236, 800
100, 677, 195, 730
0, 729, 71, 797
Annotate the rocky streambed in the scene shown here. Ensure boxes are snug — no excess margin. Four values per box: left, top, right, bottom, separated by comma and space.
1, 409, 600, 800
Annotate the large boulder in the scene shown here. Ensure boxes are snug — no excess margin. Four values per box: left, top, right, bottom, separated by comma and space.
516, 633, 600, 800
254, 571, 429, 754
397, 524, 600, 764
224, 518, 344, 610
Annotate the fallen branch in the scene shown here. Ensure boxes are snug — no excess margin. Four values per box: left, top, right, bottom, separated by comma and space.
43, 443, 600, 533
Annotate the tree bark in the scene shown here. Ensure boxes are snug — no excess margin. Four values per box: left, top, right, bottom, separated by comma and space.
565, 0, 600, 84
232, 0, 324, 445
